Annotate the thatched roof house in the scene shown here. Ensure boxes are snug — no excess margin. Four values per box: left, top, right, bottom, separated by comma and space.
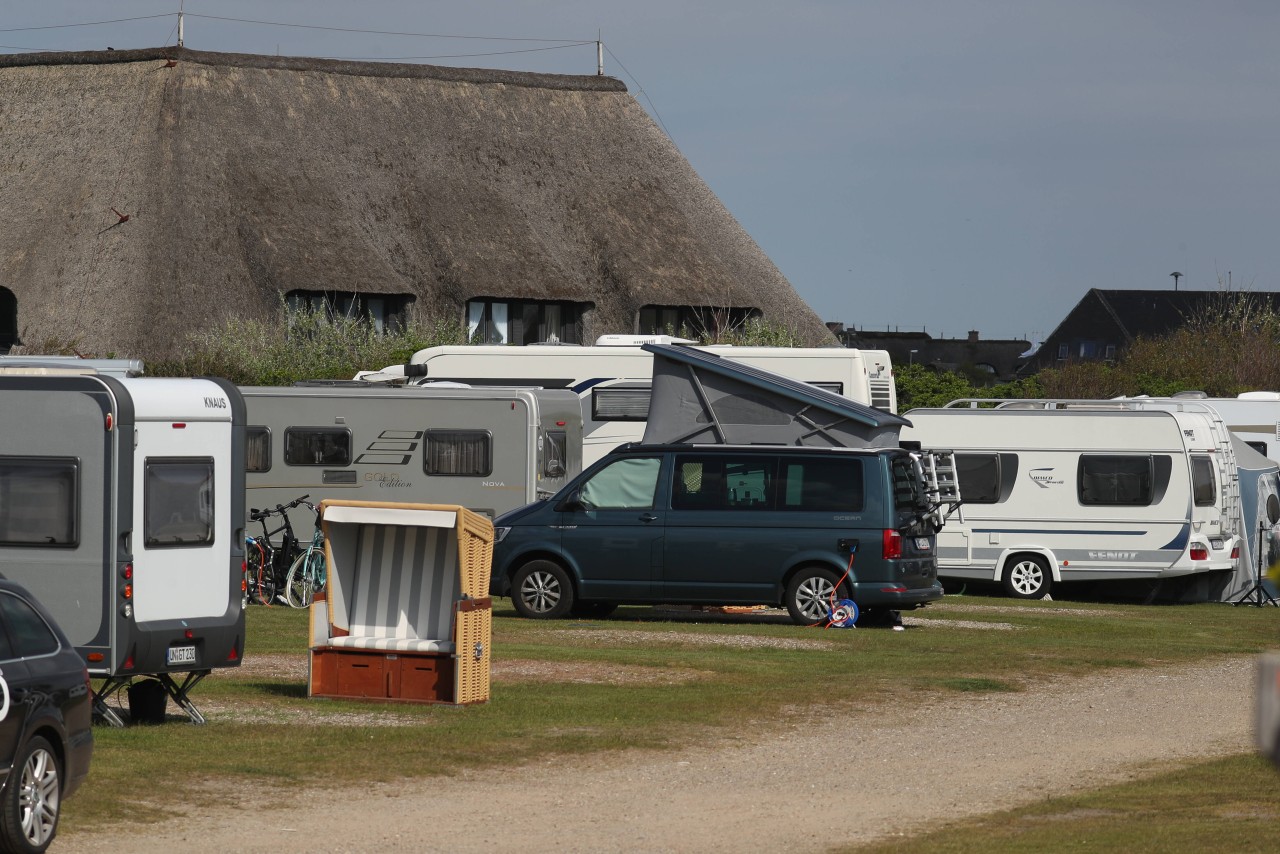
0, 47, 832, 357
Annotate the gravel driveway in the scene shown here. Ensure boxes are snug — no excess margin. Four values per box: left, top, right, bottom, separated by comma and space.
59, 655, 1256, 853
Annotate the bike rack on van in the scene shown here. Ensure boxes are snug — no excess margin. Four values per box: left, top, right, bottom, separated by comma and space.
907, 449, 963, 531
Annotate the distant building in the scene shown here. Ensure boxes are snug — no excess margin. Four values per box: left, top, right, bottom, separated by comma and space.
827, 325, 1030, 383
1019, 289, 1280, 375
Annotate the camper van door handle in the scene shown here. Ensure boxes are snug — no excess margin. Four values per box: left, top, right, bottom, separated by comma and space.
639, 513, 659, 523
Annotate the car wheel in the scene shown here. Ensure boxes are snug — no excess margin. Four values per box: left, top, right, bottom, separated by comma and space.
1003, 555, 1052, 599
570, 600, 618, 619
0, 735, 61, 854
511, 560, 575, 619
784, 567, 844, 626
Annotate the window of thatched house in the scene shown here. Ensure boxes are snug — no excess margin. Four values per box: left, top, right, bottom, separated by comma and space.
286, 291, 414, 333
466, 299, 587, 345
0, 287, 17, 353
639, 305, 761, 340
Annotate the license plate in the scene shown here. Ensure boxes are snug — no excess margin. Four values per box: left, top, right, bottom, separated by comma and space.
167, 645, 196, 666
914, 537, 931, 551
1210, 539, 1224, 550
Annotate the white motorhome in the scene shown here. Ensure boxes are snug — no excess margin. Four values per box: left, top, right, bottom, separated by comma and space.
901, 402, 1243, 600
240, 383, 583, 526
0, 373, 246, 725
356, 338, 896, 465
1118, 392, 1280, 467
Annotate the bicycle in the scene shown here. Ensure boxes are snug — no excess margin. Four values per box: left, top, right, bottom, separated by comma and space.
284, 502, 326, 608
244, 494, 312, 606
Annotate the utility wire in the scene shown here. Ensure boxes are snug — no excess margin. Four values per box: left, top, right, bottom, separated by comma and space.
0, 14, 173, 33
603, 43, 673, 143
185, 14, 585, 43
328, 42, 595, 62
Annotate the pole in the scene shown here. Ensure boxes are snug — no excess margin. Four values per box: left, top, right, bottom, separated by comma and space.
178, 5, 184, 47
597, 37, 604, 76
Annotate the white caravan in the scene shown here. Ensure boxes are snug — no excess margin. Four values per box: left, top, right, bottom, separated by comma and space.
1118, 392, 1280, 467
356, 338, 896, 465
0, 373, 245, 725
901, 402, 1242, 600
240, 383, 583, 527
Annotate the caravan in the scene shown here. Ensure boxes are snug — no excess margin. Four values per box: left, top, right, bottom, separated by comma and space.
240, 383, 583, 528
0, 373, 245, 724
356, 338, 896, 465
901, 402, 1243, 600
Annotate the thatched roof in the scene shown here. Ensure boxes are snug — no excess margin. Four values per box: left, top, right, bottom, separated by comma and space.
0, 47, 832, 357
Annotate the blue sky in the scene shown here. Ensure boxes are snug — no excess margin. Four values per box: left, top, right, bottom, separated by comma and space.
6, 1, 1279, 343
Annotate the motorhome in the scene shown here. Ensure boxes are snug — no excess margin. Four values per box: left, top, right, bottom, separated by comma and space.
239, 383, 583, 527
901, 402, 1243, 600
1118, 392, 1280, 466
355, 337, 896, 465
0, 373, 246, 725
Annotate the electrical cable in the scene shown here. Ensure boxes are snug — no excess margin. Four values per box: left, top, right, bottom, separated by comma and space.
185, 14, 585, 43
325, 42, 595, 62
603, 42, 673, 142
0, 14, 174, 33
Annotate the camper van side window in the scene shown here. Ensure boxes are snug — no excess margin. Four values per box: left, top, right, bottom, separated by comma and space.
579, 457, 661, 510
0, 457, 78, 547
284, 428, 351, 467
1190, 455, 1216, 506
1077, 455, 1153, 506
593, 387, 651, 421
780, 457, 863, 512
955, 453, 1000, 504
144, 458, 215, 547
673, 455, 776, 511
246, 426, 271, 473
424, 430, 492, 477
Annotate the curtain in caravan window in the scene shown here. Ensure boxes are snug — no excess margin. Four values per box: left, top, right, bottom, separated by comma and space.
425, 430, 492, 476
1078, 455, 1152, 506
246, 427, 271, 473
0, 457, 77, 546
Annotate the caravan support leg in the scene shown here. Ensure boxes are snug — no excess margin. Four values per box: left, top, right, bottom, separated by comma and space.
91, 679, 128, 728
91, 670, 212, 726
157, 671, 210, 724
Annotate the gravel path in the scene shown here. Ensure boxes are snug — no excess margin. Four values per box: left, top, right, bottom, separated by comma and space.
60, 655, 1256, 853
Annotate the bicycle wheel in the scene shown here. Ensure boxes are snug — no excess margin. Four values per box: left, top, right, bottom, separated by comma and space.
285, 547, 324, 609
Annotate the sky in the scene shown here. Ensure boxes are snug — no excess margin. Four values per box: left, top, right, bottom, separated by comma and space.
5, 1, 1280, 344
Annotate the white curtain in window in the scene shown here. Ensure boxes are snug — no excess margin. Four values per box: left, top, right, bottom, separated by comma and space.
492, 303, 508, 343
467, 302, 484, 342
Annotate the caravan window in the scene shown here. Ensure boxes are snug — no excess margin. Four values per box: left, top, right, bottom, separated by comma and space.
543, 430, 567, 478
955, 453, 1000, 504
285, 428, 351, 467
1190, 455, 1216, 506
144, 458, 214, 547
246, 426, 271, 473
593, 387, 651, 422
1078, 455, 1153, 506
0, 457, 77, 547
424, 430, 492, 477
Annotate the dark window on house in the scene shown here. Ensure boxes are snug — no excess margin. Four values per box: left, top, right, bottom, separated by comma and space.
0, 287, 17, 353
285, 428, 352, 466
0, 457, 78, 547
424, 430, 492, 476
1104, 344, 1117, 360
246, 427, 271, 473
638, 305, 761, 339
466, 299, 588, 345
286, 290, 414, 333
1057, 344, 1069, 360
955, 453, 1001, 504
0, 593, 60, 658
144, 458, 214, 547
1078, 455, 1153, 506
593, 386, 651, 421
1190, 455, 1216, 506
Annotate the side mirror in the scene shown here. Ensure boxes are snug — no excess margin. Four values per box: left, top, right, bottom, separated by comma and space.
555, 489, 584, 513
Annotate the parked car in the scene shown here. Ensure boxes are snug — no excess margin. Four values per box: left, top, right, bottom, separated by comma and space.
0, 579, 93, 854
490, 443, 947, 626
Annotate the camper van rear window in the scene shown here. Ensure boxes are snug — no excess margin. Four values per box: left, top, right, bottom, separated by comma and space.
1078, 455, 1155, 506
246, 426, 272, 472
0, 457, 78, 547
284, 428, 351, 467
424, 430, 492, 477
144, 458, 215, 547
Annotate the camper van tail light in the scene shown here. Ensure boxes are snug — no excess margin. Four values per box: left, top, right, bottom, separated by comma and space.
122, 652, 135, 671
122, 563, 133, 580
227, 643, 239, 662
105, 413, 114, 431
1231, 544, 1240, 559
172, 423, 187, 429
184, 629, 194, 640
880, 585, 908, 593
556, 421, 567, 426
1190, 545, 1209, 561
882, 529, 903, 560
122, 583, 133, 600
86, 653, 105, 663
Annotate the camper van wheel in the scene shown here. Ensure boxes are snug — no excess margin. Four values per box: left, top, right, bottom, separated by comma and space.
0, 735, 61, 854
570, 600, 618, 619
1003, 555, 1052, 599
512, 560, 575, 619
784, 567, 846, 626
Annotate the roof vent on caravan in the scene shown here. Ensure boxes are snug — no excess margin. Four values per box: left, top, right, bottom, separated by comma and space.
595, 334, 696, 346
1172, 390, 1209, 399
1239, 391, 1280, 401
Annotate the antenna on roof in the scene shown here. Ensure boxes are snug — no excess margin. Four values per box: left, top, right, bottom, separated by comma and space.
178, 1, 185, 47
597, 32, 604, 75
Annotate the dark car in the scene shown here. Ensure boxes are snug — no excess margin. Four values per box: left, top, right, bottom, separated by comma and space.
0, 579, 93, 854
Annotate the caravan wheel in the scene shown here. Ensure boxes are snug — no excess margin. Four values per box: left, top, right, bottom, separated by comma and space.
1003, 555, 1051, 599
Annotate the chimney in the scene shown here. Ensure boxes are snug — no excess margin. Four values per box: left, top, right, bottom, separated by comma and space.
968, 330, 980, 342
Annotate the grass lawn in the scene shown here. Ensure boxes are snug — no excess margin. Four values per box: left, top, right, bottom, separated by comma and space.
63, 595, 1280, 842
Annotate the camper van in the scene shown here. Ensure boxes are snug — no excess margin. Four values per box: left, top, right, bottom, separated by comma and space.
901, 403, 1243, 599
355, 338, 896, 465
0, 374, 246, 725
239, 383, 583, 525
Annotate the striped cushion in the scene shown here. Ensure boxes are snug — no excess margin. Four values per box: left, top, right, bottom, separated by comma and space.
327, 636, 455, 653
346, 523, 458, 644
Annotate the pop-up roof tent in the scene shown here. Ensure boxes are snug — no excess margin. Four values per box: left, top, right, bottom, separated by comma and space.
640, 343, 909, 449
